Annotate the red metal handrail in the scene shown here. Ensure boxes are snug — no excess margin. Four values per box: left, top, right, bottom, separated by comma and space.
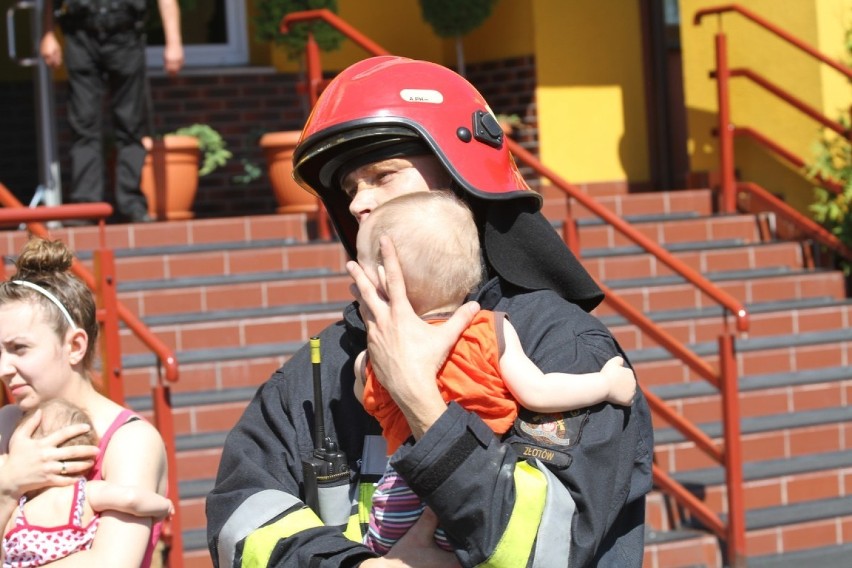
0, 184, 184, 568
734, 126, 845, 194
507, 139, 749, 332
696, 4, 852, 213
737, 181, 852, 264
725, 68, 850, 137
694, 4, 852, 79
509, 141, 748, 566
689, 6, 852, 562
281, 9, 749, 566
280, 10, 390, 59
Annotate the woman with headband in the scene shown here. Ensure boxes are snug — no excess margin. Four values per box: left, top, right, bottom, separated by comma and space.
0, 238, 169, 567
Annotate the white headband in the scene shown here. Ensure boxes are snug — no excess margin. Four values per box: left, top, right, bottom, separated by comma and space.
12, 280, 79, 330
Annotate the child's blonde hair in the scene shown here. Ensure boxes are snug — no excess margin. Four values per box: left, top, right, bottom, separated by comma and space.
27, 399, 98, 449
367, 191, 484, 315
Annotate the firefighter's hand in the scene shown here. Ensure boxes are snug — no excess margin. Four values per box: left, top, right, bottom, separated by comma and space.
360, 508, 461, 567
346, 235, 480, 439
40, 31, 63, 68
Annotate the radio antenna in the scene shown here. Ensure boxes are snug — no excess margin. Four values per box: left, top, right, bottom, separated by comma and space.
310, 336, 324, 449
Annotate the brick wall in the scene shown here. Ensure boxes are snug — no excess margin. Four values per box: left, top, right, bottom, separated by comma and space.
465, 55, 541, 189
2, 55, 538, 218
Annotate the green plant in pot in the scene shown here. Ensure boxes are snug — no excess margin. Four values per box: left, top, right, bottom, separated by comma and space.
141, 124, 232, 220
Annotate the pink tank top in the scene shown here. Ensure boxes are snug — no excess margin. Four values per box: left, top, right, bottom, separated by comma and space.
2, 478, 100, 567
89, 409, 164, 568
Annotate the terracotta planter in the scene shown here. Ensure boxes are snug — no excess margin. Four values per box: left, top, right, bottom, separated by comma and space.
140, 135, 200, 220
260, 131, 318, 214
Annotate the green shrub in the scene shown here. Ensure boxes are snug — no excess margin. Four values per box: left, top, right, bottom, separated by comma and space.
254, 0, 344, 60
807, 26, 852, 272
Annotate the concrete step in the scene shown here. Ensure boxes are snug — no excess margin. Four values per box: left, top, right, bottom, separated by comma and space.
594, 266, 846, 319
113, 297, 848, 398
583, 240, 804, 283
538, 187, 713, 224
579, 213, 761, 251
117, 291, 848, 361
0, 213, 313, 257
609, 297, 852, 352
82, 239, 347, 284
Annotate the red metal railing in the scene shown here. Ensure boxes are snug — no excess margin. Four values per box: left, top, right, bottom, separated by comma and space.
281, 9, 750, 565
0, 184, 184, 568
737, 181, 852, 265
507, 140, 748, 566
695, 3, 852, 212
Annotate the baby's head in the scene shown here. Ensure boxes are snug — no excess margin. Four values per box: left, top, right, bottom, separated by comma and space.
356, 191, 484, 316
26, 398, 98, 449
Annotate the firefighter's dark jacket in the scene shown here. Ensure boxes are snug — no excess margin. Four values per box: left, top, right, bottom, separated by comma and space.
206, 277, 654, 567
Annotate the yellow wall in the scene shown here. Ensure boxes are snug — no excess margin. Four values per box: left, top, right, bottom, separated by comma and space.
534, 0, 649, 184
260, 0, 534, 72
681, 0, 851, 212
458, 0, 534, 63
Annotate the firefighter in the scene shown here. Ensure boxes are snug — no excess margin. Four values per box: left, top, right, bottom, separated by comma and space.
206, 56, 653, 567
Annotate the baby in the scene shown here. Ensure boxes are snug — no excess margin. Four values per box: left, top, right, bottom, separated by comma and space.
2, 399, 172, 567
351, 191, 637, 553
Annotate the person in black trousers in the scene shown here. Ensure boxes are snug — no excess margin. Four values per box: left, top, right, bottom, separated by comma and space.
40, 0, 183, 223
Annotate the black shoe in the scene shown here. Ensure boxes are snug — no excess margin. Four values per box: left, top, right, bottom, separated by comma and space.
62, 218, 96, 228
128, 212, 155, 223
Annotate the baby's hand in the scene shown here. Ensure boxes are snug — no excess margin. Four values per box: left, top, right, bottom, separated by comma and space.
601, 356, 637, 406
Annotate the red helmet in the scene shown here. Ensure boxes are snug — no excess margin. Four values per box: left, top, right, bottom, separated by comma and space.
293, 56, 540, 255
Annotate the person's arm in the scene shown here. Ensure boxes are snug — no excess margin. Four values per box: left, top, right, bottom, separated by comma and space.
156, 0, 184, 75
42, 419, 166, 567
86, 480, 173, 520
345, 235, 479, 439
499, 318, 637, 412
39, 0, 63, 68
353, 349, 367, 404
207, 338, 376, 567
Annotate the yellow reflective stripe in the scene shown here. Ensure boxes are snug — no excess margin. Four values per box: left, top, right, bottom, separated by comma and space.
343, 512, 362, 542
479, 461, 547, 567
341, 481, 377, 543
241, 508, 322, 567
359, 481, 377, 526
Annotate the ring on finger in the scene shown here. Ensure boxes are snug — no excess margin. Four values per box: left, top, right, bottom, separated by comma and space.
60, 461, 66, 475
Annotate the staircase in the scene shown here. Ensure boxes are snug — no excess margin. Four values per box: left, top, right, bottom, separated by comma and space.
3, 182, 851, 568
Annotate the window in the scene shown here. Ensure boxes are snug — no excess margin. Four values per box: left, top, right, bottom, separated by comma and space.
145, 0, 248, 68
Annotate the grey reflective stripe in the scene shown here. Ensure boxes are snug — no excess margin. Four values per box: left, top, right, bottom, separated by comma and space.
317, 483, 352, 527
532, 460, 574, 568
217, 489, 302, 568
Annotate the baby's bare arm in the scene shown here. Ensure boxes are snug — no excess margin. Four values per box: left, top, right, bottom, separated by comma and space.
86, 480, 173, 520
500, 320, 636, 411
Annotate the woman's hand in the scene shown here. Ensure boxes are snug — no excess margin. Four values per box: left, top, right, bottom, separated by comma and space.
359, 508, 461, 567
346, 235, 479, 439
1, 409, 98, 498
